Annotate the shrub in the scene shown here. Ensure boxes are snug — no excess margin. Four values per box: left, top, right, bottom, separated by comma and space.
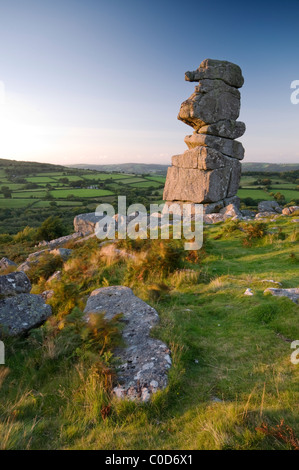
0, 234, 13, 244
35, 216, 67, 242
27, 253, 64, 283
242, 222, 267, 246
13, 226, 37, 244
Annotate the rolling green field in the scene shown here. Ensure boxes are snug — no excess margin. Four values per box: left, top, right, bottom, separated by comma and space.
1, 161, 298, 212
0, 158, 298, 235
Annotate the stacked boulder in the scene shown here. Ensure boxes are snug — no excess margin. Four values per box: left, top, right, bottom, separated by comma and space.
0, 271, 52, 336
163, 58, 245, 212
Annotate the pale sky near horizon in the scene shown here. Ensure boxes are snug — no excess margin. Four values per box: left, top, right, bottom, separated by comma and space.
0, 0, 298, 166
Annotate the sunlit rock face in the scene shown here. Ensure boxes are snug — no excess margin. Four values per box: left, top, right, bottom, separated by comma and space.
163, 58, 245, 207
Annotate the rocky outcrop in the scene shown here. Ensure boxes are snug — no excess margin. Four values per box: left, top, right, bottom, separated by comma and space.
37, 232, 83, 249
264, 288, 299, 304
0, 272, 52, 336
84, 286, 171, 402
258, 201, 282, 214
0, 257, 17, 272
49, 248, 72, 261
47, 270, 62, 283
282, 206, 299, 215
163, 58, 245, 209
74, 213, 102, 235
0, 271, 31, 298
17, 248, 71, 273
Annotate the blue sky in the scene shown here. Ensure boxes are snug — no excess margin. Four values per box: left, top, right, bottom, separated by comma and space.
0, 0, 298, 165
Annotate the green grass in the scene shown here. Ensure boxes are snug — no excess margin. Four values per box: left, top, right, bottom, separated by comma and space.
129, 181, 163, 188
13, 191, 47, 199
146, 175, 166, 183
0, 215, 298, 450
82, 173, 135, 181
0, 199, 35, 208
50, 175, 85, 182
25, 176, 58, 183
33, 200, 84, 207
237, 189, 272, 200
49, 189, 114, 198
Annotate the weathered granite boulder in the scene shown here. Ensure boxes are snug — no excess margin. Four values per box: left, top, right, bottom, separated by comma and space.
0, 272, 52, 336
0, 272, 31, 298
203, 213, 225, 224
37, 232, 83, 249
46, 270, 62, 283
17, 261, 31, 273
184, 134, 244, 160
255, 211, 279, 219
84, 286, 171, 402
244, 288, 254, 296
0, 257, 17, 271
163, 166, 231, 203
219, 203, 242, 220
197, 120, 246, 139
241, 209, 256, 219
178, 79, 241, 130
17, 248, 66, 274
0, 294, 52, 336
264, 288, 299, 304
282, 206, 299, 215
164, 158, 241, 204
49, 248, 72, 261
258, 201, 282, 214
172, 146, 236, 170
203, 200, 224, 214
163, 59, 245, 210
41, 290, 54, 301
74, 213, 102, 235
185, 58, 244, 88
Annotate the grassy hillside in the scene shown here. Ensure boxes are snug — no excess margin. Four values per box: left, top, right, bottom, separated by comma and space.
0, 213, 298, 450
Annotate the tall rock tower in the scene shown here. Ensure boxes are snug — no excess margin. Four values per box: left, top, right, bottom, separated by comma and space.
163, 59, 245, 212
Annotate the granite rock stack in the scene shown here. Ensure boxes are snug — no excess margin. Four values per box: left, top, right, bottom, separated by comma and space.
163, 59, 245, 211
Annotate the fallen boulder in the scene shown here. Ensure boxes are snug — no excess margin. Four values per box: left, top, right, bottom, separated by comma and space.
0, 294, 52, 336
49, 248, 72, 261
219, 203, 242, 220
203, 213, 225, 224
0, 257, 17, 271
0, 272, 31, 298
46, 270, 62, 283
74, 213, 102, 235
264, 288, 299, 304
282, 206, 299, 216
258, 201, 282, 214
84, 286, 171, 402
37, 232, 83, 249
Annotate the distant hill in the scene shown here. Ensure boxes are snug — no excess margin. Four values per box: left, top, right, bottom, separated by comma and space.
242, 162, 299, 172
0, 158, 65, 177
70, 161, 299, 175
68, 163, 169, 175
1, 158, 298, 177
